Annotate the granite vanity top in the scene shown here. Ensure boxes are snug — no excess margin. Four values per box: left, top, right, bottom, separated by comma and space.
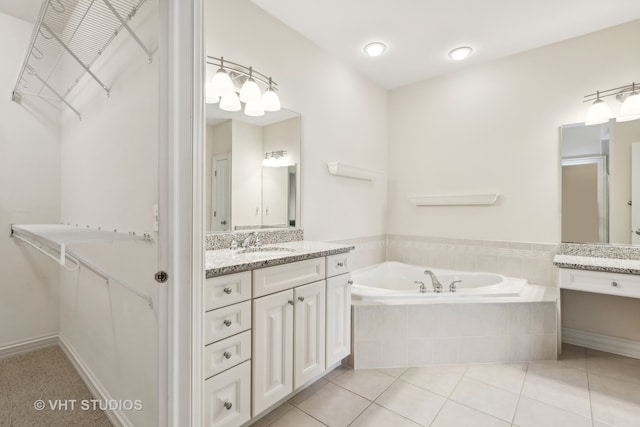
205, 240, 354, 278
553, 243, 640, 275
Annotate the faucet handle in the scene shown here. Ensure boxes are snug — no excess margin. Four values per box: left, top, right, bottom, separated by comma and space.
449, 280, 462, 292
230, 240, 238, 250
255, 235, 262, 247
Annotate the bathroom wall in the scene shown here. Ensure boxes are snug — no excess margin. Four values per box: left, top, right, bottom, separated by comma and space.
205, 0, 388, 242
387, 20, 640, 344
232, 120, 263, 227
0, 13, 61, 353
57, 1, 159, 425
205, 121, 232, 231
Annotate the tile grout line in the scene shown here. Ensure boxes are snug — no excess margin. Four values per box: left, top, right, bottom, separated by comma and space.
509, 361, 530, 425
585, 349, 596, 427
426, 365, 470, 426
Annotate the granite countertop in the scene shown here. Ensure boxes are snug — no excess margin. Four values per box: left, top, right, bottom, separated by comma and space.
205, 240, 354, 278
553, 254, 640, 275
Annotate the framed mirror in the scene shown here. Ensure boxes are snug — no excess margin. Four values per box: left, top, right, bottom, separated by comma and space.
205, 106, 301, 232
560, 119, 640, 245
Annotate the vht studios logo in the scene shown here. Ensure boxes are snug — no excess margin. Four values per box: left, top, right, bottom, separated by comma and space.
33, 399, 143, 411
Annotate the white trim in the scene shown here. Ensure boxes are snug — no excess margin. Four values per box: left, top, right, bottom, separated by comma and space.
326, 162, 382, 181
58, 335, 128, 427
562, 327, 640, 359
0, 334, 57, 359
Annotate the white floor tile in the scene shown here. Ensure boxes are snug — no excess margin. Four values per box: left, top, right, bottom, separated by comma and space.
377, 367, 407, 378
513, 396, 592, 427
449, 377, 519, 422
329, 369, 395, 400
399, 365, 467, 397
288, 379, 328, 406
350, 403, 420, 427
431, 400, 510, 427
249, 403, 295, 427
557, 344, 587, 370
521, 362, 591, 417
296, 382, 369, 427
464, 363, 527, 394
375, 380, 446, 425
589, 372, 640, 427
586, 349, 640, 385
267, 407, 325, 427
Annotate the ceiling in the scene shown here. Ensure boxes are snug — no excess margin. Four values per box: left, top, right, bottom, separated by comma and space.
0, 0, 41, 23
250, 0, 640, 89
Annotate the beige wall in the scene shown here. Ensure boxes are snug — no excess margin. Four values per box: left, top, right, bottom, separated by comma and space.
205, 0, 388, 241
206, 121, 232, 231
610, 120, 640, 244
0, 13, 61, 350
562, 163, 599, 243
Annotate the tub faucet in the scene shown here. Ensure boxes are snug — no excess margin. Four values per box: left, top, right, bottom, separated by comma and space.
449, 280, 462, 293
242, 232, 260, 248
424, 270, 443, 293
414, 281, 427, 293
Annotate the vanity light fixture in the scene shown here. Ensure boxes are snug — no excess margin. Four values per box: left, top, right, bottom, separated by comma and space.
206, 56, 281, 117
583, 82, 640, 124
363, 42, 387, 57
448, 46, 473, 61
262, 150, 291, 167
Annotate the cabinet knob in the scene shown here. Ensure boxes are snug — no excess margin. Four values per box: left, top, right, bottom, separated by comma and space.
223, 351, 232, 359
348, 280, 354, 286
337, 262, 344, 267
223, 287, 232, 294
223, 401, 232, 410
298, 296, 304, 302
223, 319, 232, 327
612, 281, 619, 287
288, 300, 294, 306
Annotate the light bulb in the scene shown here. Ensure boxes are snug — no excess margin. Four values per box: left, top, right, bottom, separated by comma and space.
364, 42, 387, 57
245, 99, 265, 117
262, 88, 281, 111
205, 82, 220, 104
239, 78, 262, 103
448, 46, 473, 61
617, 91, 640, 122
211, 68, 235, 97
219, 92, 241, 112
585, 98, 612, 125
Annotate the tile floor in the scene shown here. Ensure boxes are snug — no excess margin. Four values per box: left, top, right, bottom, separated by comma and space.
250, 344, 640, 427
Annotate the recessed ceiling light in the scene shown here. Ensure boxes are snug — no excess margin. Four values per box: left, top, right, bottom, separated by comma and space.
448, 46, 473, 61
364, 42, 387, 57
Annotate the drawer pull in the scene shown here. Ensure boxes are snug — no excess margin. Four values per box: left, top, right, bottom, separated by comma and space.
348, 280, 354, 286
298, 296, 304, 302
612, 281, 619, 287
288, 300, 294, 306
223, 351, 232, 359
223, 401, 232, 410
223, 287, 232, 294
223, 320, 232, 327
337, 262, 344, 267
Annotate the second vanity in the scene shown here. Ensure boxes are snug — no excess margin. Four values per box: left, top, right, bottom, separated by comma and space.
203, 233, 353, 427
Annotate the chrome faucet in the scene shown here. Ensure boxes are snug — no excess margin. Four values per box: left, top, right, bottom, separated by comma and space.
414, 280, 427, 293
242, 232, 261, 248
449, 280, 462, 293
424, 270, 443, 293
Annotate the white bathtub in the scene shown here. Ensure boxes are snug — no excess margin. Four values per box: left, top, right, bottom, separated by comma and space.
351, 261, 527, 301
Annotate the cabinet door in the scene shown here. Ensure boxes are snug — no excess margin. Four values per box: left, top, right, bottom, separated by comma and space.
252, 289, 293, 416
294, 280, 326, 389
326, 274, 352, 367
204, 360, 251, 427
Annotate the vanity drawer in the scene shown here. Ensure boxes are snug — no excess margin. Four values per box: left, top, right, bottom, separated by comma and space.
204, 331, 251, 379
204, 360, 251, 427
253, 257, 326, 298
205, 271, 252, 311
559, 269, 640, 299
205, 301, 252, 345
326, 252, 351, 277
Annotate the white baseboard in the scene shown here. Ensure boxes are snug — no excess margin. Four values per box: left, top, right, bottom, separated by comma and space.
562, 327, 640, 359
0, 334, 58, 359
58, 335, 131, 427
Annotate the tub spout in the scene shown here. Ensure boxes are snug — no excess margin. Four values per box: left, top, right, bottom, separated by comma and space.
414, 280, 427, 293
424, 270, 443, 293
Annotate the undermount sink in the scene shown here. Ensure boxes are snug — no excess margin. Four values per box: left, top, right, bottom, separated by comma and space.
237, 246, 296, 255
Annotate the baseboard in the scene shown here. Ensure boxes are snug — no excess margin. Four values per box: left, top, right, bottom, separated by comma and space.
562, 327, 640, 359
0, 334, 58, 359
58, 335, 131, 427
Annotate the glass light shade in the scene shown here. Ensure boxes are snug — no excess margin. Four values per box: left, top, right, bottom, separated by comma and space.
211, 68, 235, 97
448, 46, 473, 61
364, 42, 386, 57
617, 92, 640, 122
244, 99, 265, 117
262, 157, 277, 167
585, 99, 612, 125
219, 92, 241, 112
205, 82, 220, 104
262, 88, 281, 112
239, 78, 261, 103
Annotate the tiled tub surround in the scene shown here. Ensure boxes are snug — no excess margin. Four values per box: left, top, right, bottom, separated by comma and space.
554, 242, 640, 275
387, 234, 559, 287
331, 235, 386, 272
205, 228, 304, 251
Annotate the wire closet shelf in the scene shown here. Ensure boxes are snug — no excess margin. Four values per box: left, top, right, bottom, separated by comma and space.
11, 0, 151, 119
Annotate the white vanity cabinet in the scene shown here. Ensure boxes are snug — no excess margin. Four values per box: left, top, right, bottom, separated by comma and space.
325, 253, 352, 367
559, 268, 640, 299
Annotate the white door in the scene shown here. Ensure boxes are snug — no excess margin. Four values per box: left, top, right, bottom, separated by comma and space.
632, 143, 640, 244
252, 289, 293, 416
212, 154, 231, 231
294, 281, 326, 389
326, 274, 352, 367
